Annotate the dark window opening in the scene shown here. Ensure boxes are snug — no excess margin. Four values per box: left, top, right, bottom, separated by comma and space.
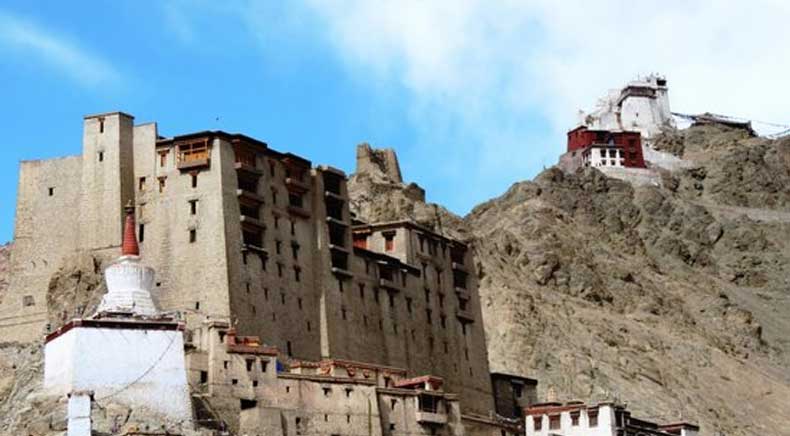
549, 415, 560, 430
418, 394, 439, 413
331, 250, 348, 270
138, 177, 146, 191
383, 231, 395, 252
195, 301, 200, 310
325, 196, 344, 220
261, 361, 268, 372
328, 222, 346, 247
237, 174, 257, 192
240, 399, 257, 410
158, 177, 166, 193
294, 267, 301, 282
246, 359, 254, 371
138, 224, 145, 242
451, 247, 466, 264
379, 264, 394, 282
199, 371, 208, 384
288, 192, 303, 208
98, 151, 104, 162
323, 172, 342, 195
48, 187, 54, 196
189, 229, 197, 243
359, 283, 365, 300
453, 270, 467, 289
98, 118, 104, 133
189, 199, 198, 215
290, 220, 296, 236
291, 242, 300, 260
287, 341, 292, 356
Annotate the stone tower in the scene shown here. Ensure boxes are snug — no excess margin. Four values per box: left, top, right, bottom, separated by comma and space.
79, 112, 136, 250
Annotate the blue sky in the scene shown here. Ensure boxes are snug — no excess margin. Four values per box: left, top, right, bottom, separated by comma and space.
1, 1, 788, 243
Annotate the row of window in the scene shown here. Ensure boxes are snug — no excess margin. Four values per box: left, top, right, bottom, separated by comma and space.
533, 409, 598, 431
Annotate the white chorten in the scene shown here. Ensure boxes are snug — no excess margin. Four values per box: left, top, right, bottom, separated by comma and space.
96, 203, 158, 316
44, 204, 193, 435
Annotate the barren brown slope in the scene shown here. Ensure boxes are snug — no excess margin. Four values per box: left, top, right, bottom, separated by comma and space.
350, 125, 790, 436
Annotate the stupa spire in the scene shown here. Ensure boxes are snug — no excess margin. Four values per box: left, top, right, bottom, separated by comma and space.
121, 201, 139, 256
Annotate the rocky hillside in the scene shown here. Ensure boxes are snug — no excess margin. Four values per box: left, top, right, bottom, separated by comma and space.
350, 126, 790, 436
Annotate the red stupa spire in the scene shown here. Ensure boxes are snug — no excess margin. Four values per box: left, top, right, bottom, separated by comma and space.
121, 201, 139, 256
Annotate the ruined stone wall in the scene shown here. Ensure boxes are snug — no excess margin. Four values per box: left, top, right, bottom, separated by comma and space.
356, 143, 404, 183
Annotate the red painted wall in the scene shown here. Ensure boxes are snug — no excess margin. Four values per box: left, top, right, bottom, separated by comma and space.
566, 127, 646, 168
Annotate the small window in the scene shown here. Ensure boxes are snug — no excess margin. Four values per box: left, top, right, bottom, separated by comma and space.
48, 187, 54, 196
195, 301, 200, 310
294, 267, 301, 282
223, 361, 229, 369
384, 232, 395, 252
22, 295, 35, 307
534, 417, 542, 431
246, 359, 254, 371
191, 173, 198, 188
588, 409, 599, 427
159, 152, 167, 167
359, 283, 365, 300
138, 224, 145, 242
231, 379, 238, 385
323, 387, 331, 397
276, 240, 282, 254
345, 388, 352, 398
98, 118, 104, 133
189, 200, 198, 215
570, 411, 580, 426
287, 341, 292, 356
189, 229, 197, 243
290, 221, 296, 236
158, 177, 166, 193
291, 242, 299, 260
261, 360, 268, 372
199, 371, 208, 383
138, 177, 146, 191
549, 414, 560, 430
98, 151, 104, 162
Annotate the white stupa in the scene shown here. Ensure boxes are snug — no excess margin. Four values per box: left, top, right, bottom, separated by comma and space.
44, 204, 193, 435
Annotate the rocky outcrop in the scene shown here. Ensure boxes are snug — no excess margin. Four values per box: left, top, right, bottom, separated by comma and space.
46, 252, 110, 331
349, 143, 468, 240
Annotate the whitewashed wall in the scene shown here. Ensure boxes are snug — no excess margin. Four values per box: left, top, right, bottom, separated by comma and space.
44, 326, 192, 422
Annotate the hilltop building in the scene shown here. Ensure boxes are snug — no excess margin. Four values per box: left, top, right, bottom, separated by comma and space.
558, 74, 687, 181
4, 111, 528, 434
577, 74, 674, 139
525, 401, 699, 436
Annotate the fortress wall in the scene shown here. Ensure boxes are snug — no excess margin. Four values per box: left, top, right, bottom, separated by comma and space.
0, 155, 83, 341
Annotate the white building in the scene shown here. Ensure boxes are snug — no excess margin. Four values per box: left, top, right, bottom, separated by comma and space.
525, 401, 699, 436
43, 205, 194, 435
581, 145, 625, 168
578, 74, 674, 140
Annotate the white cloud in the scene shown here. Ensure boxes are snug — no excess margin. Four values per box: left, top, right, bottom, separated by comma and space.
0, 10, 120, 86
298, 0, 790, 206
